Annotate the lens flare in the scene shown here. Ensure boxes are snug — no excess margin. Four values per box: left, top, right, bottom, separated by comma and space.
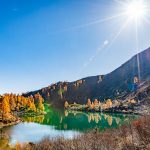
125, 1, 147, 19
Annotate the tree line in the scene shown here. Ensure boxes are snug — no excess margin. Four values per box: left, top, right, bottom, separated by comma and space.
0, 93, 45, 121
64, 98, 137, 112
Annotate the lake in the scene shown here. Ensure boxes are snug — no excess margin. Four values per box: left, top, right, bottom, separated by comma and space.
1, 106, 138, 145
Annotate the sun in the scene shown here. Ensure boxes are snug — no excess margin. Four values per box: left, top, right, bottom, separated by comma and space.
125, 1, 147, 19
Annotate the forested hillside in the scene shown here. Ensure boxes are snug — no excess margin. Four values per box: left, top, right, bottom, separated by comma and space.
24, 47, 150, 107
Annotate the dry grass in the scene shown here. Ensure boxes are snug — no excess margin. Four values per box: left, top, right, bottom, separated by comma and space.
19, 116, 150, 150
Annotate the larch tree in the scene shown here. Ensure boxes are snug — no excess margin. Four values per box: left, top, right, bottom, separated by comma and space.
10, 95, 16, 111
94, 99, 99, 105
106, 99, 113, 108
87, 99, 91, 108
28, 96, 36, 112
22, 97, 27, 108
2, 96, 10, 114
37, 94, 44, 112
90, 102, 94, 109
64, 101, 69, 109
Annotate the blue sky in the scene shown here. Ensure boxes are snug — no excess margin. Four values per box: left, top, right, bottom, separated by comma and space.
0, 0, 150, 94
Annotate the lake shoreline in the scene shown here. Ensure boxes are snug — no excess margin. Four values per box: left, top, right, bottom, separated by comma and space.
64, 104, 150, 116
66, 109, 141, 117
0, 119, 22, 129
65, 108, 144, 116
23, 115, 150, 150
0, 107, 141, 149
0, 111, 46, 129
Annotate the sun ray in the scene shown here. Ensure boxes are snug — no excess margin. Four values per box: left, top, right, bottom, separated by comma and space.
68, 13, 126, 30
135, 18, 141, 81
104, 18, 131, 50
76, 18, 131, 77
74, 0, 150, 81
50, 13, 126, 35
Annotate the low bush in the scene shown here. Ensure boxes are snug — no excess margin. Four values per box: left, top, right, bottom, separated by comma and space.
20, 115, 150, 150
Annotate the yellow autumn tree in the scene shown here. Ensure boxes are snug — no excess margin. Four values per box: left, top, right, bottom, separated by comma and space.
29, 101, 36, 112
37, 94, 44, 111
9, 94, 16, 111
16, 95, 22, 110
106, 99, 113, 108
64, 101, 69, 109
102, 103, 107, 110
130, 99, 136, 104
114, 100, 119, 106
94, 99, 99, 105
22, 97, 27, 107
2, 96, 10, 114
28, 96, 36, 112
90, 102, 94, 109
87, 99, 91, 108
34, 93, 44, 111
17, 95, 22, 103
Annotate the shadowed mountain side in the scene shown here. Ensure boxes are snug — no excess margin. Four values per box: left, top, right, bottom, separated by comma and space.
93, 47, 150, 99
124, 77, 150, 104
23, 47, 150, 107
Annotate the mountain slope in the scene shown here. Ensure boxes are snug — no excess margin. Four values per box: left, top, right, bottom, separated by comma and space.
93, 47, 150, 99
24, 47, 150, 107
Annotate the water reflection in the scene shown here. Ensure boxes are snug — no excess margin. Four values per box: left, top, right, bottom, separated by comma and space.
62, 110, 138, 131
6, 123, 80, 145
2, 108, 138, 145
22, 108, 138, 131
22, 115, 45, 124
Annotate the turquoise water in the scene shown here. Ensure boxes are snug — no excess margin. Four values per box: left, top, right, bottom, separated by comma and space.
2, 107, 138, 144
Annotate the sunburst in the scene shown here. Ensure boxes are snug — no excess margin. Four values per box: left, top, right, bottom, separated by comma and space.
74, 0, 150, 78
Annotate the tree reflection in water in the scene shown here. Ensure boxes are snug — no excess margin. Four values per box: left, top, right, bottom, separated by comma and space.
63, 110, 138, 131
21, 109, 138, 132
